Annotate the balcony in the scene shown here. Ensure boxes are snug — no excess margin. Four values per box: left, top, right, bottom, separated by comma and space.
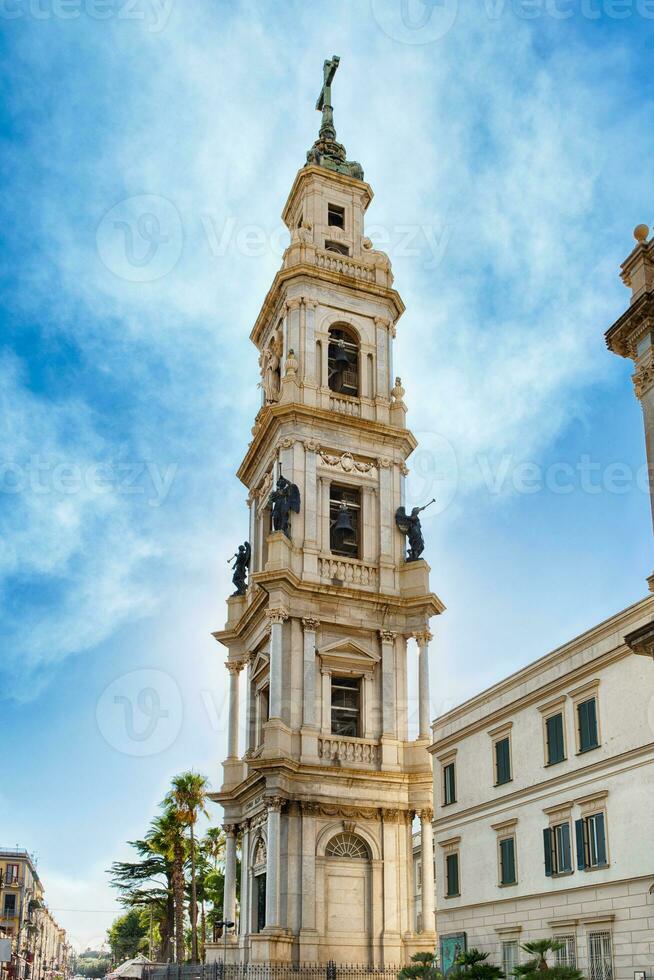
314, 246, 377, 284
328, 392, 361, 417
318, 734, 380, 768
319, 555, 378, 588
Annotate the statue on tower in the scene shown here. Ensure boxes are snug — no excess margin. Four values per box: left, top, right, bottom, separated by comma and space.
268, 475, 301, 538
395, 499, 436, 562
306, 55, 364, 181
228, 541, 251, 596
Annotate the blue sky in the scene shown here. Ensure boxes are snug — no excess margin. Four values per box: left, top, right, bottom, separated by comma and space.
1, 0, 652, 950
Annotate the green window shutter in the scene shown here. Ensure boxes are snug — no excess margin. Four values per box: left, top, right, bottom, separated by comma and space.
500, 838, 516, 885
495, 738, 511, 784
575, 818, 587, 870
443, 763, 456, 805
593, 813, 607, 866
558, 822, 572, 873
543, 827, 553, 876
446, 853, 459, 896
546, 713, 565, 764
578, 698, 598, 752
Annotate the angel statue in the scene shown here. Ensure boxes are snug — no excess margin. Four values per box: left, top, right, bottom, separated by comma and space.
258, 328, 283, 404
228, 541, 251, 596
395, 499, 436, 562
268, 476, 301, 538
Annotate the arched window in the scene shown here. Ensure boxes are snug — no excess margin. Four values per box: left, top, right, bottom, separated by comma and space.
325, 832, 370, 860
328, 325, 359, 397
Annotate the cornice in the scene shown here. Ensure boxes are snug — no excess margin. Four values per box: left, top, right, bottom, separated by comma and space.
250, 263, 405, 348
238, 403, 417, 487
605, 289, 654, 357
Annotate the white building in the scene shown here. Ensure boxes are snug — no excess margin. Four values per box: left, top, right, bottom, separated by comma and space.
208, 58, 440, 966
429, 596, 654, 980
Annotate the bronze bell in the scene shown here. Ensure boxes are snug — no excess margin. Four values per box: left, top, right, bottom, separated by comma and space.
332, 341, 350, 371
333, 502, 355, 534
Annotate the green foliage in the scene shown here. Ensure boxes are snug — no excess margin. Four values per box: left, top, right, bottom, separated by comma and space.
449, 948, 504, 980
107, 909, 149, 961
74, 958, 111, 978
398, 951, 443, 980
515, 941, 582, 980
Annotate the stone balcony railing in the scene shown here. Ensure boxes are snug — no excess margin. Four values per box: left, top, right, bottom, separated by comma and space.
318, 734, 380, 767
314, 247, 377, 283
328, 392, 361, 416
319, 555, 378, 587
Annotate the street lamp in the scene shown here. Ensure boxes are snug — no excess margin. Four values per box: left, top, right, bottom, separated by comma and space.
214, 922, 234, 973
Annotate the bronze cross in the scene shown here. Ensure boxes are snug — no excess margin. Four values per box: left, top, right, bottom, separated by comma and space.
316, 55, 340, 111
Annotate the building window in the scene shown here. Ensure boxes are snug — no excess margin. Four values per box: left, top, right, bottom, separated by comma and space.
2, 895, 16, 916
325, 240, 349, 255
443, 761, 456, 806
588, 931, 613, 980
4, 865, 19, 885
328, 325, 359, 396
502, 941, 519, 978
554, 936, 577, 969
576, 812, 608, 870
445, 852, 460, 898
499, 836, 517, 886
543, 821, 572, 876
325, 832, 369, 859
331, 676, 361, 737
494, 736, 512, 785
545, 712, 566, 765
577, 697, 599, 753
329, 484, 361, 558
328, 203, 345, 228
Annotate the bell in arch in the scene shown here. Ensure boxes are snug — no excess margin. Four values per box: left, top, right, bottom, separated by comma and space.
333, 340, 350, 371
333, 501, 355, 535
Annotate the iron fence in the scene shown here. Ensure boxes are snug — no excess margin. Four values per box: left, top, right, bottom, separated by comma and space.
143, 963, 402, 980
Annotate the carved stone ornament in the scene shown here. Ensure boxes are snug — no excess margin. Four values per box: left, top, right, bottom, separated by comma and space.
267, 796, 285, 812
225, 661, 244, 675
302, 617, 320, 632
633, 355, 654, 399
413, 630, 433, 647
379, 629, 396, 643
377, 456, 392, 469
419, 808, 434, 822
253, 837, 267, 867
284, 349, 299, 377
318, 449, 376, 474
304, 438, 320, 452
224, 823, 239, 836
265, 608, 289, 626
391, 377, 406, 404
258, 325, 283, 404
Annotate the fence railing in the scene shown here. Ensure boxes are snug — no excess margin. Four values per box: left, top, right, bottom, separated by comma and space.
143, 963, 401, 980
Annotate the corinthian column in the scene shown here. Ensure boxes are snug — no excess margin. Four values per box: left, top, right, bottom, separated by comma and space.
302, 618, 319, 728
420, 809, 435, 934
265, 608, 288, 719
225, 662, 242, 759
265, 797, 284, 929
414, 630, 433, 739
379, 630, 396, 737
223, 823, 238, 927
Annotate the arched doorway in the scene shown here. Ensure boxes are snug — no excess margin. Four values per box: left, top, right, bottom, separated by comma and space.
323, 832, 372, 961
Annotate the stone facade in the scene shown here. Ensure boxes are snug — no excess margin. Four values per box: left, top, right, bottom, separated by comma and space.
208, 120, 442, 964
428, 597, 654, 980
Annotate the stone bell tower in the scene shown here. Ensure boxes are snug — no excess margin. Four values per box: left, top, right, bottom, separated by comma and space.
209, 57, 444, 966
605, 223, 654, 593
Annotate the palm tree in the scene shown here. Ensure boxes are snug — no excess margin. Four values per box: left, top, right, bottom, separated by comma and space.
166, 772, 209, 963
202, 827, 225, 870
520, 941, 564, 972
151, 808, 187, 963
515, 940, 582, 980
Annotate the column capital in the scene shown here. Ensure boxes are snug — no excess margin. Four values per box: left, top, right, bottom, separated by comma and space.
379, 629, 396, 643
419, 807, 434, 823
303, 438, 320, 452
266, 796, 286, 813
377, 455, 393, 469
633, 353, 654, 399
265, 607, 289, 626
225, 660, 244, 675
224, 823, 239, 836
413, 630, 433, 647
285, 297, 302, 311
374, 316, 390, 329
302, 617, 320, 632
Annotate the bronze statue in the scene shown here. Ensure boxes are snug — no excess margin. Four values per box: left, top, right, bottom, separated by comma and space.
268, 476, 301, 538
228, 541, 251, 596
395, 499, 436, 562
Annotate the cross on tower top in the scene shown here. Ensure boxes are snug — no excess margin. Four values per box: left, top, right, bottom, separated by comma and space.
316, 55, 340, 111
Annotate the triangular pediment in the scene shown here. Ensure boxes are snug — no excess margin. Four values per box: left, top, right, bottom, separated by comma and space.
317, 638, 379, 674
250, 650, 270, 680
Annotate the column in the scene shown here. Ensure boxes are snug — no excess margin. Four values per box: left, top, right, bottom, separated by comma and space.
414, 630, 433, 739
223, 823, 238, 926
319, 475, 330, 555
379, 630, 396, 737
377, 459, 393, 562
226, 662, 242, 758
300, 803, 318, 932
245, 657, 255, 753
239, 821, 250, 937
302, 618, 319, 728
265, 608, 288, 719
265, 797, 283, 930
420, 809, 435, 934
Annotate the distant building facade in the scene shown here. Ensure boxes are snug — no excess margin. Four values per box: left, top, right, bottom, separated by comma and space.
0, 849, 70, 980
428, 597, 654, 980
